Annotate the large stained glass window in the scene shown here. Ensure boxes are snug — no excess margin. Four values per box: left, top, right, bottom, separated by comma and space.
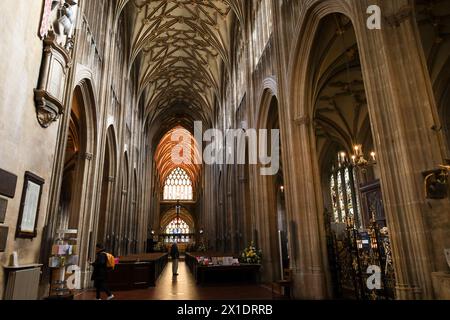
330, 163, 362, 228
164, 218, 191, 243
251, 0, 273, 68
163, 168, 193, 201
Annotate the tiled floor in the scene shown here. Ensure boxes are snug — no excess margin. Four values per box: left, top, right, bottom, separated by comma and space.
74, 261, 274, 300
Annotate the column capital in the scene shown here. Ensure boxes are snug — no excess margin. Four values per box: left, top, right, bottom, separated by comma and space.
294, 116, 311, 127
385, 5, 414, 28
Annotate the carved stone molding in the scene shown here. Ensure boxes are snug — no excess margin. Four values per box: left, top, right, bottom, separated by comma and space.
34, 32, 72, 128
35, 0, 79, 128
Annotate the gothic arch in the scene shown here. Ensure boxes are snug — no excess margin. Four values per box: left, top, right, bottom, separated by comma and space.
255, 78, 278, 128
254, 87, 286, 283
160, 207, 195, 233
98, 126, 118, 249
288, 10, 389, 299
55, 77, 99, 289
288, 1, 353, 121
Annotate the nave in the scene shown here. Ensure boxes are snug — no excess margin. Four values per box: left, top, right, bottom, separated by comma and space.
74, 260, 273, 301
0, 0, 449, 302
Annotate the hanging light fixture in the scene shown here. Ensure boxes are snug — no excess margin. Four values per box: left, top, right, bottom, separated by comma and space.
350, 144, 377, 168
337, 146, 376, 169
175, 200, 181, 242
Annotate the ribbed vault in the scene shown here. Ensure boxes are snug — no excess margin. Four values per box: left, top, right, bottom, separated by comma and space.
311, 14, 372, 155
115, 0, 243, 123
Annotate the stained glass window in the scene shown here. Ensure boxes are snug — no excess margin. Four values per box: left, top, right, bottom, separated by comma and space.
164, 217, 191, 243
330, 160, 361, 228
330, 174, 340, 222
163, 168, 193, 200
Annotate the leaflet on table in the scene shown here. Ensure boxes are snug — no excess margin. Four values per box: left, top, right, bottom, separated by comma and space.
49, 255, 79, 267
51, 244, 77, 255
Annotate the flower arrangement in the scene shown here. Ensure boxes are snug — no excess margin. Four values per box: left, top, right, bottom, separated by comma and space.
239, 242, 262, 264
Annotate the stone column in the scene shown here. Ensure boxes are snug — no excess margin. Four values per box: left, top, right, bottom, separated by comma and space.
352, 0, 450, 299
270, 0, 332, 299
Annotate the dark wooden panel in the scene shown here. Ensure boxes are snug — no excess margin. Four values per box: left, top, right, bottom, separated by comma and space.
106, 254, 168, 290
185, 253, 261, 285
0, 169, 17, 199
196, 265, 261, 285
0, 197, 7, 223
0, 226, 8, 252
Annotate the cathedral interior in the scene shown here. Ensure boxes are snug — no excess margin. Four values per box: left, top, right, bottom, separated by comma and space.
0, 0, 449, 301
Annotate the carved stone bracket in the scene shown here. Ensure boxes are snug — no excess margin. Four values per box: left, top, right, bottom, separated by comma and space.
84, 153, 94, 161
385, 5, 414, 28
34, 32, 72, 128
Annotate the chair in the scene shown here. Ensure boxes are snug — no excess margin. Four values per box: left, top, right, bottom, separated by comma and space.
272, 269, 293, 299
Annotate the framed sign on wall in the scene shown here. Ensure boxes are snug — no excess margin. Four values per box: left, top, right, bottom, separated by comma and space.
16, 172, 45, 239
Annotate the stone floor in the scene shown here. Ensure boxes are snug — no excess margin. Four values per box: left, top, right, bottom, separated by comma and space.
74, 261, 274, 300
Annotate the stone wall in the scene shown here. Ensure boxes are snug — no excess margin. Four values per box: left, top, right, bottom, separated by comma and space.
0, 0, 59, 300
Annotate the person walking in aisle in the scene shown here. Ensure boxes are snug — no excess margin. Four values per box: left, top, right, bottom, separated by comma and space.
171, 242, 180, 276
90, 243, 115, 300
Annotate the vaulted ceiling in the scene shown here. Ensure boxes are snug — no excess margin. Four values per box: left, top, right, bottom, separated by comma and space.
311, 14, 372, 161
115, 0, 245, 126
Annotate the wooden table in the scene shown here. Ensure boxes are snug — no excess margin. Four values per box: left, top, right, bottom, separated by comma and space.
106, 253, 168, 290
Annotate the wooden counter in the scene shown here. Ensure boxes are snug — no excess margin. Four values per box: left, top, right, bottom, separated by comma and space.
106, 253, 168, 290
185, 253, 261, 285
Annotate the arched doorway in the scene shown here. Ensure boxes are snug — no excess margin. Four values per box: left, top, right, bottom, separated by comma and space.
59, 88, 83, 230
58, 85, 97, 232
118, 153, 129, 256
307, 13, 395, 300
236, 97, 252, 250
54, 80, 97, 288
97, 127, 117, 249
256, 91, 288, 283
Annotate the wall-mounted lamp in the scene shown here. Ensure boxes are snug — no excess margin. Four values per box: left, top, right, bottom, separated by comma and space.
280, 185, 285, 193
423, 162, 449, 199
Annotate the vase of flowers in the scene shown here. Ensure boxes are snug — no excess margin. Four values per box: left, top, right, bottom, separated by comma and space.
240, 242, 262, 265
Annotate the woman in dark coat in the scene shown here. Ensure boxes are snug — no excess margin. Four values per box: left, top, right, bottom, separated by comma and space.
170, 242, 180, 276
90, 243, 114, 300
